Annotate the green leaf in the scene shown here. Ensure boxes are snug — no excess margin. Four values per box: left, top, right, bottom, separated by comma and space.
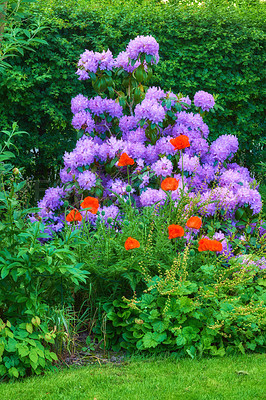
8, 367, 19, 378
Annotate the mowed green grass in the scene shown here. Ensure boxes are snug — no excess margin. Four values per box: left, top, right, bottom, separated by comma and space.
0, 354, 265, 400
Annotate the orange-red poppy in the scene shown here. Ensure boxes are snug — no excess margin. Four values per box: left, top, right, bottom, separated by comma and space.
66, 209, 83, 222
198, 238, 223, 252
170, 135, 190, 150
117, 153, 134, 167
168, 224, 185, 239
186, 216, 202, 230
80, 196, 99, 214
161, 177, 179, 191
124, 237, 140, 250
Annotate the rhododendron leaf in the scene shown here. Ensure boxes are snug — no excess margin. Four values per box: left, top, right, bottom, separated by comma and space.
235, 208, 245, 220
214, 160, 218, 167
77, 166, 84, 173
105, 70, 112, 77
165, 99, 171, 109
77, 130, 83, 140
89, 72, 96, 81
145, 54, 152, 63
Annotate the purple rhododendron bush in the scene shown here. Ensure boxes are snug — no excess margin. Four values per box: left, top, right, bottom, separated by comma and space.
28, 36, 265, 356
36, 36, 264, 252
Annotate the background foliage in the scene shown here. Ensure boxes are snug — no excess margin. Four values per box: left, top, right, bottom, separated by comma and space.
0, 0, 265, 187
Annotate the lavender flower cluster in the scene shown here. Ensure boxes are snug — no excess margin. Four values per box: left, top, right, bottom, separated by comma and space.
38, 35, 263, 249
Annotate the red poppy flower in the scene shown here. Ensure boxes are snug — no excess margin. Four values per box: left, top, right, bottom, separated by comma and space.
198, 238, 223, 252
80, 196, 99, 214
170, 135, 190, 150
168, 224, 185, 239
66, 209, 83, 222
124, 237, 140, 250
208, 240, 223, 252
186, 216, 202, 230
161, 177, 179, 191
117, 153, 134, 167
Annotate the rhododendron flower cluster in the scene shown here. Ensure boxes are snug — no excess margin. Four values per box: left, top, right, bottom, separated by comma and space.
36, 35, 262, 254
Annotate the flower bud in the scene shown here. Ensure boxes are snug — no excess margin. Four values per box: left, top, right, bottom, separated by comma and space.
107, 217, 113, 224
124, 220, 130, 226
126, 185, 132, 193
13, 168, 20, 176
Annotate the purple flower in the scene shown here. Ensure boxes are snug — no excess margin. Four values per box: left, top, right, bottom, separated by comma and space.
98, 205, 120, 225
145, 87, 165, 101
71, 94, 90, 114
210, 134, 239, 162
77, 170, 97, 190
139, 173, 150, 189
135, 98, 165, 124
115, 51, 141, 73
88, 96, 123, 118
76, 69, 89, 81
152, 157, 173, 177
194, 91, 215, 112
95, 49, 115, 71
126, 35, 159, 61
60, 168, 73, 184
77, 50, 98, 76
178, 154, 201, 174
119, 116, 138, 133
236, 187, 262, 214
140, 188, 166, 207
38, 186, 65, 213
72, 111, 95, 133
220, 169, 248, 192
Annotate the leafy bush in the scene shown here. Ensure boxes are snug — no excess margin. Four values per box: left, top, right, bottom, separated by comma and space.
0, 0, 265, 182
101, 254, 265, 356
0, 126, 89, 321
0, 317, 57, 379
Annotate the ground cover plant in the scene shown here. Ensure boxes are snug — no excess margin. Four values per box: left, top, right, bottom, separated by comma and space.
32, 36, 266, 359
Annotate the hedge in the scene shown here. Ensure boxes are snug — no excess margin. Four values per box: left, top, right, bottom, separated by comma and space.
0, 0, 265, 185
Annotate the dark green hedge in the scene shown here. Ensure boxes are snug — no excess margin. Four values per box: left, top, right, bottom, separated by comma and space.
1, 0, 265, 183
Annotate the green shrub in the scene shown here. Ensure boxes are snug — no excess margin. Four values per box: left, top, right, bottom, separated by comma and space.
100, 255, 266, 356
0, 0, 265, 183
0, 317, 58, 379
0, 125, 89, 321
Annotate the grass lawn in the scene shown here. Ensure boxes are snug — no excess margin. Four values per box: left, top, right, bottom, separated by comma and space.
0, 354, 265, 400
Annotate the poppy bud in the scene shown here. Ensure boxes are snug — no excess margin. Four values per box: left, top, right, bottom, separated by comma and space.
13, 168, 20, 176
124, 220, 130, 226
107, 217, 113, 224
126, 185, 132, 193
